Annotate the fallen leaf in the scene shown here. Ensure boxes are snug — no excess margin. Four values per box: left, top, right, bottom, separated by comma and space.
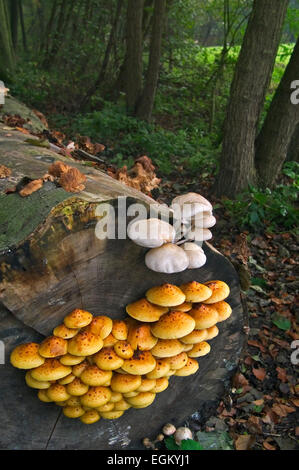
276, 367, 288, 383
247, 416, 263, 434
59, 167, 86, 193
0, 165, 12, 178
247, 340, 266, 352
263, 441, 276, 450
272, 403, 296, 417
252, 367, 266, 381
233, 372, 249, 388
19, 179, 44, 197
235, 434, 255, 450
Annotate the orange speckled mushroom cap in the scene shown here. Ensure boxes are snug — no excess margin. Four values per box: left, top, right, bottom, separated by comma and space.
100, 410, 124, 419
150, 311, 195, 339
31, 359, 71, 381
175, 357, 199, 376
72, 360, 89, 377
80, 409, 100, 424
113, 398, 131, 411
151, 377, 169, 393
189, 304, 218, 329
203, 280, 230, 304
126, 298, 168, 322
60, 353, 85, 366
188, 341, 211, 358
38, 389, 53, 402
63, 406, 85, 418
46, 383, 70, 402
110, 373, 142, 393
206, 325, 219, 340
136, 378, 156, 392
66, 377, 89, 396
170, 301, 192, 312
67, 330, 103, 356
39, 336, 68, 358
180, 329, 208, 345
146, 358, 170, 379
125, 392, 156, 408
93, 347, 124, 371
80, 365, 112, 387
113, 341, 134, 359
64, 309, 93, 329
180, 281, 212, 303
80, 386, 111, 408
103, 333, 118, 348
25, 371, 50, 390
127, 323, 158, 351
122, 350, 156, 375
212, 301, 232, 322
165, 352, 188, 370
83, 316, 113, 339
112, 320, 129, 340
53, 324, 79, 339
146, 284, 186, 307
10, 343, 45, 369
151, 339, 184, 358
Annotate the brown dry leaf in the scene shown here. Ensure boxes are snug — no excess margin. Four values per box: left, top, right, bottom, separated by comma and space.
263, 441, 276, 450
48, 161, 71, 177
247, 416, 263, 434
15, 126, 30, 134
290, 398, 299, 407
59, 167, 86, 193
253, 398, 264, 406
233, 372, 249, 388
252, 367, 266, 381
247, 340, 266, 352
272, 403, 296, 417
262, 408, 279, 425
19, 179, 44, 197
276, 367, 288, 383
32, 109, 49, 128
235, 434, 255, 450
0, 165, 12, 178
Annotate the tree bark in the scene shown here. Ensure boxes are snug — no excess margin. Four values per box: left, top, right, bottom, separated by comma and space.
19, 0, 27, 53
255, 38, 299, 186
215, 0, 289, 198
0, 0, 15, 80
287, 122, 299, 163
124, 0, 144, 113
10, 0, 19, 51
135, 0, 167, 121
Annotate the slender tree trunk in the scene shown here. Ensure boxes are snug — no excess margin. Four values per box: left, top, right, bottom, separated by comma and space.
18, 0, 27, 53
0, 0, 15, 80
215, 0, 289, 198
124, 0, 144, 113
287, 123, 299, 163
10, 0, 19, 51
135, 0, 166, 121
255, 38, 299, 186
40, 0, 58, 55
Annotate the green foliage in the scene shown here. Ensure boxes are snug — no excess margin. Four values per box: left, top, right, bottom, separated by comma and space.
223, 162, 299, 232
165, 436, 203, 450
196, 431, 234, 450
271, 313, 291, 331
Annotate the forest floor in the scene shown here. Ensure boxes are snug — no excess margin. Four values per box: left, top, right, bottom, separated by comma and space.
1, 109, 298, 451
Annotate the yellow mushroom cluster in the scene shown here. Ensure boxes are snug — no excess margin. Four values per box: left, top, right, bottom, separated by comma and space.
10, 280, 232, 424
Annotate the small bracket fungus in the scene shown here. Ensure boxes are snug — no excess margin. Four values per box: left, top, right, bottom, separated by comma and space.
145, 243, 189, 274
182, 242, 207, 269
128, 218, 176, 248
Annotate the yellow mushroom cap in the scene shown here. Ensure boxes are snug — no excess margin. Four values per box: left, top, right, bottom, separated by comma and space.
189, 304, 219, 329
126, 392, 156, 408
165, 352, 188, 370
10, 343, 45, 369
83, 316, 113, 339
150, 311, 195, 339
60, 354, 86, 366
46, 383, 71, 402
203, 280, 230, 304
31, 359, 71, 381
114, 399, 131, 411
114, 340, 134, 359
146, 284, 186, 307
180, 329, 208, 344
123, 391, 139, 398
151, 339, 184, 358
93, 347, 124, 370
206, 325, 219, 340
146, 359, 170, 379
63, 406, 85, 418
122, 350, 156, 375
213, 301, 232, 322
188, 341, 211, 358
112, 320, 129, 340
38, 336, 68, 358
72, 360, 89, 377
136, 378, 157, 392
25, 371, 50, 389
64, 309, 93, 329
175, 358, 199, 376
38, 389, 53, 402
180, 281, 212, 303
80, 365, 112, 386
66, 377, 89, 396
80, 386, 111, 408
181, 343, 193, 352
103, 333, 118, 348
66, 396, 81, 407
170, 301, 192, 312
126, 298, 168, 322
97, 402, 115, 412
127, 323, 158, 351
109, 391, 123, 403
100, 410, 124, 419
110, 373, 142, 393
80, 409, 100, 424
151, 377, 169, 393
53, 324, 79, 339
67, 330, 103, 356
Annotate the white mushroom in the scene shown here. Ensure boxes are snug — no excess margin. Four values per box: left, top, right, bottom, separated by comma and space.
174, 427, 193, 445
171, 192, 213, 221
182, 242, 207, 269
185, 227, 212, 242
128, 218, 176, 248
145, 243, 189, 273
162, 423, 177, 436
192, 213, 216, 229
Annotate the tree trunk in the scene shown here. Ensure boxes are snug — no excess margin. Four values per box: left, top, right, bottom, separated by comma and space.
0, 0, 15, 80
10, 0, 19, 51
124, 0, 144, 113
287, 123, 299, 162
135, 0, 167, 121
18, 0, 27, 53
255, 38, 299, 186
0, 115, 244, 449
215, 0, 289, 198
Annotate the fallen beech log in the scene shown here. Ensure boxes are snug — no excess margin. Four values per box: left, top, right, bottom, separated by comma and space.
0, 121, 244, 450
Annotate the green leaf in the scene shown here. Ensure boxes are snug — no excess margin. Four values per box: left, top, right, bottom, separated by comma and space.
271, 312, 291, 331
180, 439, 203, 450
164, 437, 180, 450
251, 277, 268, 288
196, 431, 234, 450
